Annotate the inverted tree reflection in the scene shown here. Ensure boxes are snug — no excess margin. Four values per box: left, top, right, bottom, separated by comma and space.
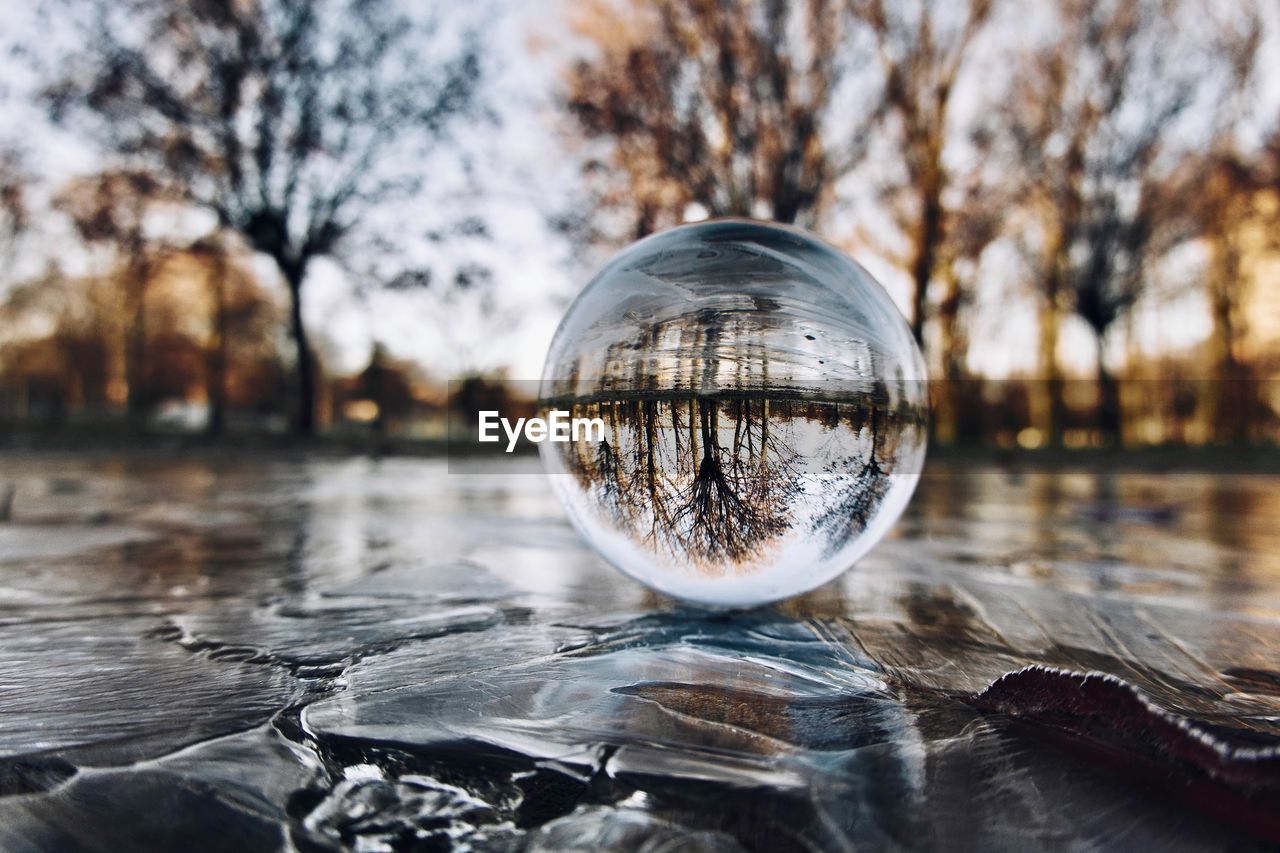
810, 387, 901, 557
552, 390, 923, 575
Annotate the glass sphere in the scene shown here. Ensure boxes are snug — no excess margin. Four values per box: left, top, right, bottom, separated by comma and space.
539, 219, 927, 607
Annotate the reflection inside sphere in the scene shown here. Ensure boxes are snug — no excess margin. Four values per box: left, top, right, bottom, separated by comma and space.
540, 220, 928, 606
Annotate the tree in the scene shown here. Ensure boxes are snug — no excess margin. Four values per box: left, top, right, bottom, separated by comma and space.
54, 169, 173, 424
0, 148, 28, 266
1177, 10, 1271, 444
999, 0, 1223, 444
357, 342, 414, 435
1194, 156, 1256, 441
849, 0, 994, 348
564, 0, 873, 239
189, 233, 232, 436
930, 171, 1005, 443
0, 266, 121, 417
49, 0, 483, 434
184, 232, 277, 436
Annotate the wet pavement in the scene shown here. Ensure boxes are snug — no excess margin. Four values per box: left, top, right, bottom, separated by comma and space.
0, 453, 1277, 851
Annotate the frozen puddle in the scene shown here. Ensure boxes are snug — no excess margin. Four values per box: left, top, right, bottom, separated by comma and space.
0, 455, 1276, 850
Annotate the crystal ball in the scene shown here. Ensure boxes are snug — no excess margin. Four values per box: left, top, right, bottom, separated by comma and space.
539, 219, 927, 607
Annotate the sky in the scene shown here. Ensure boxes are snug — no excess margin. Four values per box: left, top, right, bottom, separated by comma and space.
2, 0, 1278, 383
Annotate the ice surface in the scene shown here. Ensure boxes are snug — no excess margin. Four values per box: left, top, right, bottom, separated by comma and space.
0, 454, 1276, 849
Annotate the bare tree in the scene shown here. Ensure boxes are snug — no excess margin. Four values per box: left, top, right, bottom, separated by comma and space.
54, 170, 172, 424
48, 0, 483, 434
849, 0, 994, 348
1000, 0, 1223, 443
1177, 9, 1271, 443
565, 0, 871, 239
930, 170, 1004, 443
1187, 153, 1264, 441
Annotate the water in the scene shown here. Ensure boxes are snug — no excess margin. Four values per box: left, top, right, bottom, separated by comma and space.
0, 454, 1277, 849
540, 220, 928, 605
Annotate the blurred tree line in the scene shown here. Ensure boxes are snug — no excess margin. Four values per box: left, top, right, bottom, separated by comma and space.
564, 0, 1280, 448
2, 0, 483, 437
0, 0, 1277, 448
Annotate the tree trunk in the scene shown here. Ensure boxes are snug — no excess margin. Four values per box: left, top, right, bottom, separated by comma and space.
1207, 241, 1247, 444
1038, 289, 1064, 448
283, 262, 315, 436
933, 268, 967, 445
124, 267, 149, 429
909, 184, 944, 349
1095, 330, 1120, 445
205, 244, 229, 437
634, 202, 657, 240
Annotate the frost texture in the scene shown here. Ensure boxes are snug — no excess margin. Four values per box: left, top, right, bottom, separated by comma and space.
0, 456, 1278, 849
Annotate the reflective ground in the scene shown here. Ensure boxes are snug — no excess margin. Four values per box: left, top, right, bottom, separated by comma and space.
0, 453, 1277, 851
